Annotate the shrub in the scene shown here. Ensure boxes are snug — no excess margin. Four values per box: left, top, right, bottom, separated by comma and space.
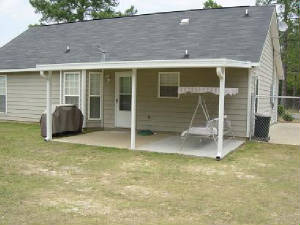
282, 112, 294, 121
278, 105, 285, 116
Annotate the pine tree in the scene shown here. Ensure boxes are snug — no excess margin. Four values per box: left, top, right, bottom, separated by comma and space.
30, 0, 137, 23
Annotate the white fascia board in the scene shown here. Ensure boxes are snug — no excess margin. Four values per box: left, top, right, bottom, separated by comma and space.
0, 59, 256, 73
36, 59, 255, 71
0, 67, 39, 73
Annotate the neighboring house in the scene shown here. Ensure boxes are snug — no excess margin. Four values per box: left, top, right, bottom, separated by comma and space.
0, 6, 283, 158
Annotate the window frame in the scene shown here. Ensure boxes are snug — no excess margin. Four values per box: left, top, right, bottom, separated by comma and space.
158, 72, 180, 99
0, 75, 7, 114
63, 71, 81, 108
88, 72, 103, 120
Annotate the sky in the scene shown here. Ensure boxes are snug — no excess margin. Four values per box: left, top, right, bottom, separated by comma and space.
0, 0, 256, 47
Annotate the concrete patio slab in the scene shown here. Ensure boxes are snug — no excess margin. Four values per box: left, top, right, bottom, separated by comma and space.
55, 130, 244, 158
55, 130, 171, 149
139, 136, 244, 158
269, 123, 300, 146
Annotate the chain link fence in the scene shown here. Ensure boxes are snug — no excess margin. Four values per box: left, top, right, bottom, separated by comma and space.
250, 95, 300, 141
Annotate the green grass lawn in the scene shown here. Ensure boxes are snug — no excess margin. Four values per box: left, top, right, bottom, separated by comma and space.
0, 121, 299, 225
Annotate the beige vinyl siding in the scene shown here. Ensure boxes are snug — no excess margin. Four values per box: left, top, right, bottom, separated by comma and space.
252, 11, 278, 123
1, 68, 249, 137
0, 72, 60, 122
102, 68, 249, 137
103, 70, 115, 128
137, 68, 248, 136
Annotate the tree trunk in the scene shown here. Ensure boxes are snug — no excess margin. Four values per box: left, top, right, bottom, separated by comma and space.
292, 74, 297, 109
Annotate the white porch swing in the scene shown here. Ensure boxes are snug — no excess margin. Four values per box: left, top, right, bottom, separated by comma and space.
179, 87, 239, 151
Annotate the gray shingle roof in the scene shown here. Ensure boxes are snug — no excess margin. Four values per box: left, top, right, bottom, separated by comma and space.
0, 6, 275, 70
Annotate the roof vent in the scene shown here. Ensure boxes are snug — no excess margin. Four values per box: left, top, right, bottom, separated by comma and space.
245, 9, 249, 17
180, 18, 190, 25
184, 49, 189, 58
65, 45, 70, 53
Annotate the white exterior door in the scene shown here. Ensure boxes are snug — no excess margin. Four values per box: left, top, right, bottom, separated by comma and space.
115, 72, 132, 128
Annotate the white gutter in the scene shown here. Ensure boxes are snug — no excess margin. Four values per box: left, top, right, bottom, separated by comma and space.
0, 59, 258, 73
0, 67, 40, 73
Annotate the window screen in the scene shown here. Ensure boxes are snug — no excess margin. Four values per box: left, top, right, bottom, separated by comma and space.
89, 73, 101, 119
64, 73, 80, 107
119, 76, 132, 111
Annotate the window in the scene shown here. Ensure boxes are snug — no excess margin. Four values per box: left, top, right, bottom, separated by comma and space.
64, 72, 80, 108
0, 75, 7, 113
158, 72, 180, 98
89, 72, 102, 119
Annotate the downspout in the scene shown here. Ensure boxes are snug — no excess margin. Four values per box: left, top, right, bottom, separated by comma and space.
40, 71, 47, 79
246, 68, 253, 138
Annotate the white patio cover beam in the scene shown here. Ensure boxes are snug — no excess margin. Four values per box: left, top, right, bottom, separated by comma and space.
131, 69, 137, 149
216, 67, 225, 160
35, 58, 255, 71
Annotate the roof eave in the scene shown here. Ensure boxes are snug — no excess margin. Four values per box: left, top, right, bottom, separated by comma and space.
0, 59, 256, 73
36, 59, 255, 71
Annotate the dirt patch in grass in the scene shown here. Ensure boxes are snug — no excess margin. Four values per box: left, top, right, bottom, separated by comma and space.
120, 185, 170, 199
36, 191, 112, 216
183, 164, 258, 180
184, 164, 227, 176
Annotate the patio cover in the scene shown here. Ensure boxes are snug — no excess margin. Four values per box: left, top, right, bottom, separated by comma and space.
178, 87, 239, 96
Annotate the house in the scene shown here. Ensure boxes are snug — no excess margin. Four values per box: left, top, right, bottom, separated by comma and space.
0, 6, 283, 159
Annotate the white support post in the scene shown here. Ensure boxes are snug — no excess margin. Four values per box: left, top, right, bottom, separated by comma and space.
216, 67, 225, 160
81, 69, 87, 128
130, 68, 137, 150
46, 71, 52, 141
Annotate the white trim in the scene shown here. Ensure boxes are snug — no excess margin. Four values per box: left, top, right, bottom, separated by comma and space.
0, 75, 7, 114
36, 58, 256, 71
88, 71, 103, 120
158, 72, 180, 99
246, 68, 252, 138
63, 71, 81, 108
114, 71, 132, 128
59, 70, 63, 104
